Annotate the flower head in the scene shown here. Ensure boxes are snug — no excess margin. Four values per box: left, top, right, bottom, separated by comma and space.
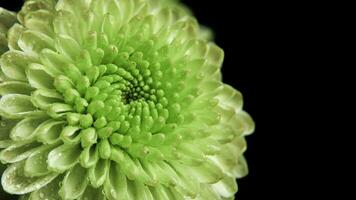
0, 0, 254, 199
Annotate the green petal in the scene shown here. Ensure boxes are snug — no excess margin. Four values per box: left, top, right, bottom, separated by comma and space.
52, 10, 83, 44
31, 89, 64, 110
131, 158, 157, 186
60, 126, 81, 145
0, 162, 14, 199
79, 145, 99, 168
233, 155, 249, 178
0, 33, 7, 57
199, 25, 214, 41
0, 141, 41, 163
104, 162, 130, 200
154, 161, 179, 187
80, 185, 106, 200
88, 159, 110, 188
0, 118, 18, 148
35, 119, 65, 144
55, 0, 91, 14
7, 23, 25, 51
17, 0, 54, 24
126, 179, 154, 200
24, 145, 54, 177
186, 39, 208, 58
9, 116, 48, 141
215, 84, 243, 112
0, 7, 16, 30
39, 49, 72, 74
26, 63, 56, 89
47, 144, 81, 173
1, 161, 58, 195
170, 162, 200, 198
0, 7, 16, 53
198, 184, 221, 200
0, 8, 16, 52
18, 30, 55, 55
46, 103, 73, 119
28, 176, 62, 200
0, 50, 36, 81
111, 148, 140, 180
206, 43, 224, 67
59, 164, 89, 200
211, 175, 238, 198
0, 94, 44, 119
238, 111, 255, 136
211, 137, 246, 176
23, 10, 55, 38
55, 34, 81, 60
149, 185, 175, 200
187, 159, 224, 184
0, 81, 33, 96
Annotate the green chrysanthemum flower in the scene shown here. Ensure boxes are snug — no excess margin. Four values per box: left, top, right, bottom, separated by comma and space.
0, 0, 254, 199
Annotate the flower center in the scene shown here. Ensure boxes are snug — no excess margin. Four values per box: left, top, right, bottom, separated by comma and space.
48, 34, 175, 160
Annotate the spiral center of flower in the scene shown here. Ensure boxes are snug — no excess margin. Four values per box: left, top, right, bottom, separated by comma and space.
46, 32, 175, 160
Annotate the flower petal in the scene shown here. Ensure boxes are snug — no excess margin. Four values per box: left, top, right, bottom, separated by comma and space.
80, 185, 106, 200
79, 145, 99, 168
24, 145, 55, 177
0, 141, 42, 163
53, 10, 83, 44
170, 162, 200, 198
110, 147, 140, 180
31, 89, 64, 110
39, 49, 72, 74
17, 0, 54, 24
104, 162, 131, 200
26, 63, 56, 89
28, 176, 62, 200
149, 185, 176, 200
1, 161, 58, 195
211, 175, 238, 198
215, 84, 243, 112
35, 119, 65, 145
0, 7, 16, 30
187, 159, 224, 184
88, 159, 110, 188
7, 23, 25, 51
125, 179, 154, 200
0, 50, 36, 81
55, 34, 81, 60
0, 118, 19, 148
60, 126, 81, 145
237, 111, 255, 136
59, 164, 89, 200
198, 184, 221, 200
0, 94, 44, 119
23, 10, 55, 38
46, 103, 73, 119
18, 30, 55, 55
210, 137, 247, 176
0, 33, 8, 56
10, 116, 48, 141
0, 81, 34, 96
47, 144, 81, 173
233, 155, 249, 178
206, 43, 224, 67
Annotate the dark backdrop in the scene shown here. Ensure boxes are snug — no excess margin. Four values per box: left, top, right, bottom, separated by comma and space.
1, 0, 263, 199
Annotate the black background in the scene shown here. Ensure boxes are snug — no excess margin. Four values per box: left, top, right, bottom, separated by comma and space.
1, 0, 266, 199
